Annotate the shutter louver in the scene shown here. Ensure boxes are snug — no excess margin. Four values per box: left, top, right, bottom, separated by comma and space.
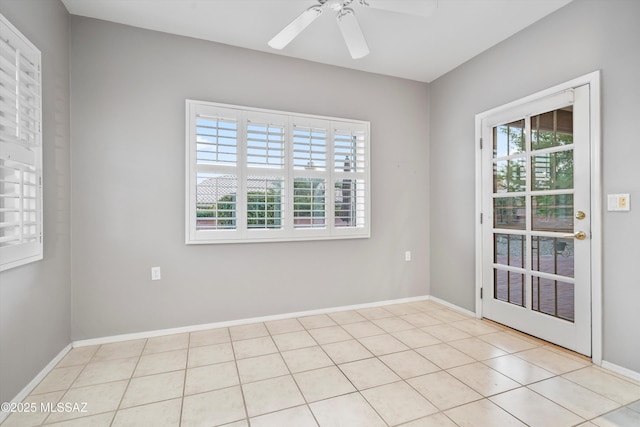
334, 129, 365, 173
196, 173, 237, 230
247, 176, 284, 229
334, 178, 365, 228
293, 126, 327, 171
0, 14, 42, 271
293, 178, 326, 228
247, 121, 285, 168
196, 116, 238, 166
333, 126, 366, 230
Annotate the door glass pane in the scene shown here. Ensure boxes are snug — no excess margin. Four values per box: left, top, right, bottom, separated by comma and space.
494, 158, 526, 192
494, 234, 525, 268
531, 237, 574, 278
532, 276, 574, 322
493, 119, 525, 158
493, 196, 525, 229
531, 150, 573, 191
531, 108, 573, 151
532, 194, 573, 232
494, 269, 524, 307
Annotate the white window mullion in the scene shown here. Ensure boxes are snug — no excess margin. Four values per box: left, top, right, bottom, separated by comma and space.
237, 111, 247, 239
327, 125, 336, 235
14, 47, 21, 143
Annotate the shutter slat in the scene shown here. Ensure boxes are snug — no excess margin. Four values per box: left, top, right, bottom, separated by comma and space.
0, 83, 18, 105
0, 235, 20, 244
0, 113, 17, 129
0, 52, 16, 77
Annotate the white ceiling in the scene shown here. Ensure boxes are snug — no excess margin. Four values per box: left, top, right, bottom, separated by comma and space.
61, 0, 572, 83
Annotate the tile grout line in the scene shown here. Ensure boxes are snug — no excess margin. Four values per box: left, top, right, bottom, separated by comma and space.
178, 334, 192, 427
14, 300, 640, 427
108, 338, 148, 427
267, 317, 322, 426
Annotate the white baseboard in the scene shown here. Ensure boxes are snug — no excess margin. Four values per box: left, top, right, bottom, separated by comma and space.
601, 360, 640, 383
0, 343, 72, 424
73, 295, 431, 348
427, 295, 477, 317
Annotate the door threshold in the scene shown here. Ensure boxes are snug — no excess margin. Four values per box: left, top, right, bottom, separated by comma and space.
481, 317, 592, 363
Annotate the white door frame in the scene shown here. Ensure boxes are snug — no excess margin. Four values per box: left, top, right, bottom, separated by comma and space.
474, 71, 602, 364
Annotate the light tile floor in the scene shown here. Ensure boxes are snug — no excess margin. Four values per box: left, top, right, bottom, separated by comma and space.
3, 300, 640, 426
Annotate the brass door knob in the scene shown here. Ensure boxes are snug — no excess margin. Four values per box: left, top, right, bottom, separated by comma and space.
563, 231, 587, 240
575, 211, 586, 220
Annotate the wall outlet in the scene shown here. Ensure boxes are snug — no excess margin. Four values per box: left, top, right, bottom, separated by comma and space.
405, 251, 411, 262
151, 266, 161, 280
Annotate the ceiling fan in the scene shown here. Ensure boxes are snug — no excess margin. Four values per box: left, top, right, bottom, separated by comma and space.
268, 0, 437, 59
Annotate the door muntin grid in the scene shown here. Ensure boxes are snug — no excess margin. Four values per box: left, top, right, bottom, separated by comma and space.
491, 107, 576, 322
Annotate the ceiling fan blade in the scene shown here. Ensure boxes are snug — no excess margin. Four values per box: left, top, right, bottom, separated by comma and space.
337, 8, 369, 59
363, 0, 437, 17
268, 5, 324, 50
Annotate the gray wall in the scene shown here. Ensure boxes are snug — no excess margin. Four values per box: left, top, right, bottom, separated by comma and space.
69, 17, 430, 339
0, 0, 71, 403
429, 0, 640, 372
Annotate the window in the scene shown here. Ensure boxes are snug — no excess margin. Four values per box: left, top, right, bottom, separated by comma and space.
0, 14, 42, 272
186, 100, 369, 244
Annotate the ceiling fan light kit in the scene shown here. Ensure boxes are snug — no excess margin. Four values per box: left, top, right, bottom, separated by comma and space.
268, 0, 436, 60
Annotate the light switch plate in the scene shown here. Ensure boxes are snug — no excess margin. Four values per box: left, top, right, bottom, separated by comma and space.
607, 194, 630, 211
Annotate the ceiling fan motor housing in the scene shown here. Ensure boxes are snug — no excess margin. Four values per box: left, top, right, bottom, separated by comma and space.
322, 0, 355, 11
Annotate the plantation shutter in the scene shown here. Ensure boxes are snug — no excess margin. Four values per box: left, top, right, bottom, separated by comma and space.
0, 14, 42, 272
292, 119, 329, 232
189, 103, 242, 241
245, 112, 287, 236
333, 124, 367, 233
186, 100, 370, 244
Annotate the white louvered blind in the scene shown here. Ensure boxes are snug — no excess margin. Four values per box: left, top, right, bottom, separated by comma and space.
291, 121, 328, 230
195, 116, 237, 166
0, 14, 42, 272
247, 120, 285, 168
333, 126, 367, 230
293, 125, 327, 171
247, 176, 284, 229
186, 100, 370, 244
192, 105, 241, 237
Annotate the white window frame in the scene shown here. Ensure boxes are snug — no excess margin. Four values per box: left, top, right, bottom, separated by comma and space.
0, 13, 43, 272
186, 100, 370, 244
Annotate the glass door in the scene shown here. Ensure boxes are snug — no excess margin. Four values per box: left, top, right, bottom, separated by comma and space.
481, 85, 591, 356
